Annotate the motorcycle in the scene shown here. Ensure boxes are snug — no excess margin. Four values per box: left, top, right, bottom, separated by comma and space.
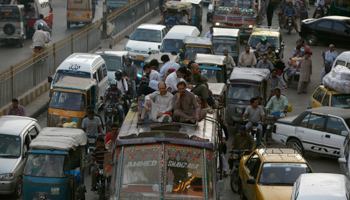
286, 16, 295, 35
228, 149, 251, 193
104, 104, 120, 132
248, 122, 261, 143
91, 162, 110, 200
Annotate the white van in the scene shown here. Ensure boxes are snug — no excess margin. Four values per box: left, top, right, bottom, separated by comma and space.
49, 53, 108, 102
159, 25, 200, 55
332, 51, 350, 69
291, 173, 350, 200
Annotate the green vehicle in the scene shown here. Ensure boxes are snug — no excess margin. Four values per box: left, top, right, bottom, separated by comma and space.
329, 0, 350, 16
182, 0, 203, 32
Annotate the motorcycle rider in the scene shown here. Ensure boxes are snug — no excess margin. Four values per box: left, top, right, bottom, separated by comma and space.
115, 70, 130, 115
31, 23, 50, 51
103, 80, 124, 125
256, 37, 270, 56
89, 136, 107, 191
122, 57, 138, 99
82, 109, 104, 136
33, 14, 50, 32
242, 98, 265, 145
284, 1, 298, 33
266, 87, 289, 117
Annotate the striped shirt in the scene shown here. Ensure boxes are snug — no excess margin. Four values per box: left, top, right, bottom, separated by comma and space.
91, 147, 107, 165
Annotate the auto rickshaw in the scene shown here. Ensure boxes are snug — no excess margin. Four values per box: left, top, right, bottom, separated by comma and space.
47, 76, 99, 128
144, 53, 180, 70
195, 53, 227, 83
182, 36, 214, 65
162, 1, 192, 29
181, 0, 203, 32
109, 96, 226, 199
212, 28, 240, 64
227, 67, 270, 131
23, 127, 87, 200
0, 4, 26, 47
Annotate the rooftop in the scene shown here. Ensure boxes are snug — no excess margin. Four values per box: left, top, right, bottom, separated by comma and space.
184, 36, 212, 46
229, 67, 270, 83
257, 148, 307, 163
213, 28, 240, 37
0, 116, 37, 136
307, 106, 350, 119
53, 76, 96, 91
137, 24, 166, 31
196, 54, 226, 65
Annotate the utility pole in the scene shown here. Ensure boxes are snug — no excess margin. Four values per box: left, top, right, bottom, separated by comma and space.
102, 0, 107, 39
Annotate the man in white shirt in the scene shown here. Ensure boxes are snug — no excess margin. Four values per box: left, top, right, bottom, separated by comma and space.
115, 70, 128, 94
159, 55, 180, 81
205, 26, 213, 40
31, 23, 50, 50
139, 82, 173, 122
224, 49, 236, 69
33, 14, 49, 31
142, 64, 159, 82
165, 67, 187, 93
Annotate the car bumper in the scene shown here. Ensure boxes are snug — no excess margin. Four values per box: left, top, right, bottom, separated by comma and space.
128, 51, 150, 61
0, 179, 17, 195
271, 133, 288, 143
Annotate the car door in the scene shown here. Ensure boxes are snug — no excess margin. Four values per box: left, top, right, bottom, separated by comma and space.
311, 87, 326, 108
241, 153, 262, 200
314, 20, 333, 43
332, 21, 350, 45
322, 92, 331, 107
296, 113, 326, 153
322, 116, 348, 156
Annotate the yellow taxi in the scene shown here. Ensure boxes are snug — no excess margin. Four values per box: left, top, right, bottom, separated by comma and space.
239, 148, 313, 200
309, 85, 350, 109
248, 26, 284, 59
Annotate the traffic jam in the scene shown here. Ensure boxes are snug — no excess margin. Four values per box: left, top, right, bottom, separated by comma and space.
1, 0, 350, 199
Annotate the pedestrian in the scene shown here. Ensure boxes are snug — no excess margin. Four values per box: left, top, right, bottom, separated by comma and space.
239, 45, 257, 67
7, 98, 26, 116
205, 26, 213, 40
159, 0, 164, 15
321, 44, 338, 84
300, 39, 312, 56
295, 51, 312, 94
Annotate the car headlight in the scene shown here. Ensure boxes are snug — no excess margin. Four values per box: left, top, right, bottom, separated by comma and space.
99, 169, 104, 175
235, 107, 245, 114
275, 49, 279, 54
215, 22, 220, 26
248, 25, 253, 28
0, 173, 14, 180
125, 47, 132, 51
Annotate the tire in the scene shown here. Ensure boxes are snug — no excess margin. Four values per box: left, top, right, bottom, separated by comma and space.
10, 176, 22, 199
230, 169, 239, 193
264, 128, 272, 144
287, 138, 304, 154
3, 23, 15, 35
67, 22, 71, 29
306, 34, 318, 46
323, 5, 329, 16
288, 26, 291, 35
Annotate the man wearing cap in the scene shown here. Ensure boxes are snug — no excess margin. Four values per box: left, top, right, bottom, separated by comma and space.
231, 125, 256, 152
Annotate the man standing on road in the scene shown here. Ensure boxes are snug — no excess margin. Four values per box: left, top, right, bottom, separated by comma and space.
205, 26, 213, 40
242, 98, 265, 145
224, 49, 236, 70
295, 51, 312, 94
321, 44, 337, 84
266, 0, 274, 26
239, 45, 257, 67
257, 54, 274, 70
159, 55, 180, 82
266, 87, 289, 114
7, 98, 26, 116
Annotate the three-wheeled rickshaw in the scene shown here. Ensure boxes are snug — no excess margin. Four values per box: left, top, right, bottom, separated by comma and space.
212, 28, 240, 64
47, 76, 100, 128
182, 36, 214, 65
181, 0, 203, 32
108, 99, 226, 199
162, 1, 192, 29
23, 127, 87, 200
195, 53, 228, 83
227, 67, 271, 131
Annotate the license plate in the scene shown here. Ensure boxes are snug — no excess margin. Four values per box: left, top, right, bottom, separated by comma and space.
75, 13, 82, 17
135, 55, 143, 60
88, 138, 96, 143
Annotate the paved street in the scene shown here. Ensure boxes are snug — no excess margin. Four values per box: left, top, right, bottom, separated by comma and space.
1, 3, 348, 200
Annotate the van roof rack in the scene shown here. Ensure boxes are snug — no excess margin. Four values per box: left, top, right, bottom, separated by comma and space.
258, 142, 302, 155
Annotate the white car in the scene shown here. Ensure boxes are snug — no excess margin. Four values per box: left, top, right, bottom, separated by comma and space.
271, 107, 350, 157
125, 24, 168, 62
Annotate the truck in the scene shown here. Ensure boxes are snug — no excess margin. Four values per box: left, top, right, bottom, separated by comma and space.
67, 0, 95, 29
212, 0, 260, 39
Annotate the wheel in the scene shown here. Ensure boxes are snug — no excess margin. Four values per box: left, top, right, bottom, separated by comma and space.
239, 185, 248, 200
10, 176, 22, 199
306, 33, 318, 46
287, 138, 304, 154
264, 128, 272, 144
230, 169, 239, 193
323, 5, 329, 16
67, 22, 71, 29
3, 23, 16, 35
288, 26, 291, 35
282, 69, 292, 86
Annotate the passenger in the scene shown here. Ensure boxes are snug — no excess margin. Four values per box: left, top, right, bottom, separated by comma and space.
266, 87, 289, 115
239, 45, 257, 67
242, 98, 265, 145
142, 63, 160, 82
5, 140, 20, 156
159, 55, 180, 82
37, 155, 63, 177
122, 58, 138, 98
166, 12, 179, 27
89, 136, 107, 191
205, 26, 213, 40
149, 59, 159, 71
139, 82, 174, 123
115, 70, 129, 115
82, 110, 105, 136
321, 44, 338, 83
31, 23, 50, 51
165, 67, 187, 93
163, 68, 176, 82
33, 14, 49, 31
138, 80, 159, 96
180, 10, 189, 24
266, 46, 277, 64
7, 98, 26, 116
105, 123, 119, 144
255, 37, 270, 56
103, 80, 124, 124
257, 54, 274, 71
163, 40, 177, 52
231, 125, 256, 152
172, 81, 207, 123
187, 62, 210, 110
62, 93, 84, 111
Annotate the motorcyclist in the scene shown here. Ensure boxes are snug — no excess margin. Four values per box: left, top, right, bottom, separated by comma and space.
103, 80, 124, 125
266, 87, 289, 117
33, 14, 50, 32
284, 1, 298, 33
31, 23, 50, 51
242, 97, 265, 145
122, 57, 137, 99
89, 136, 107, 191
115, 70, 130, 115
255, 37, 270, 56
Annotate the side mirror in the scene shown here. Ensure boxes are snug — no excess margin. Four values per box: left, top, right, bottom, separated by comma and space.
247, 178, 256, 184
125, 35, 129, 39
216, 180, 224, 196
48, 76, 53, 83
339, 157, 347, 164
341, 131, 349, 136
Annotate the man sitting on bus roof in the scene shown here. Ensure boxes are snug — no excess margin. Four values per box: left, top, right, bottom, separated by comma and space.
139, 82, 174, 123
173, 81, 207, 124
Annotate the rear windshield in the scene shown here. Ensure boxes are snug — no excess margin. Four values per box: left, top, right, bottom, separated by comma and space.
100, 55, 122, 71
0, 7, 20, 22
229, 84, 259, 101
53, 70, 91, 85
130, 28, 162, 43
161, 39, 183, 53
